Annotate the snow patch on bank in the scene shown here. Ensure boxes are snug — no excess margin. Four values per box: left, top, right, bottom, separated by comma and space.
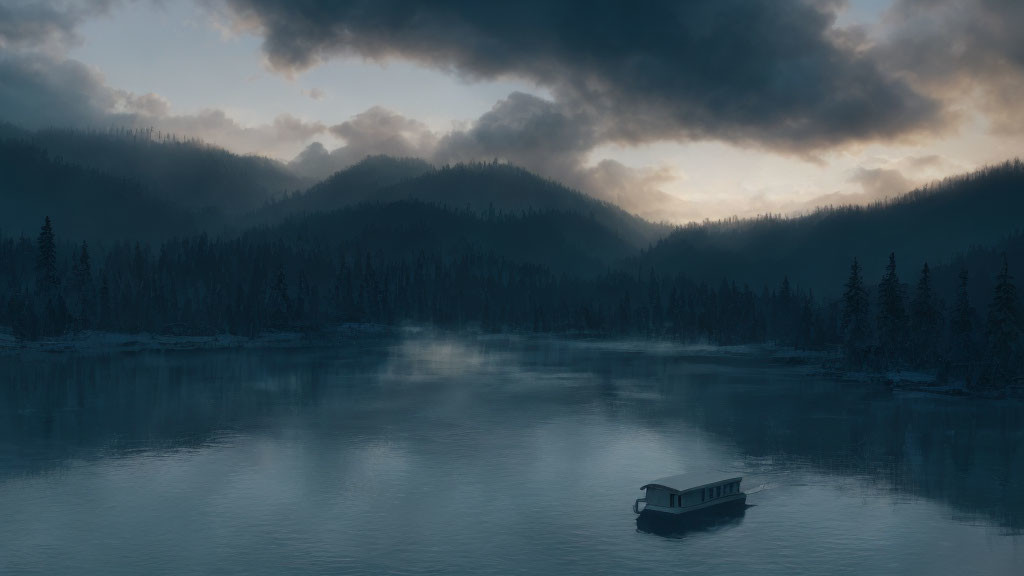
0, 324, 398, 356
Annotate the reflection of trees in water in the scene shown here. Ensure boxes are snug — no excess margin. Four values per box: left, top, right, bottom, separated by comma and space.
0, 346, 392, 479
613, 357, 1024, 532
486, 340, 1024, 532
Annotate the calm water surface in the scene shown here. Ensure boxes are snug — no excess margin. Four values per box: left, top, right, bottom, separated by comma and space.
1, 334, 1022, 574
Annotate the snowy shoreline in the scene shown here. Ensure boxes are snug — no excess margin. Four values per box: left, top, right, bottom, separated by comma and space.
5, 326, 1009, 397
0, 324, 400, 355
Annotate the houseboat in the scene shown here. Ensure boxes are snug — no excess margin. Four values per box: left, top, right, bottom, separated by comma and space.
633, 472, 745, 515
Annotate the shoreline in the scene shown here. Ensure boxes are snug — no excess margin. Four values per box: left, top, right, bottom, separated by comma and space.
6, 326, 1016, 397
0, 324, 400, 356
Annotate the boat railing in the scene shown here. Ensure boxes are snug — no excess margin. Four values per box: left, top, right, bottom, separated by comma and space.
633, 498, 646, 514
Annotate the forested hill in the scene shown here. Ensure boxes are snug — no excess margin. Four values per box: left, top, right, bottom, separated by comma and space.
929, 230, 1024, 312
0, 139, 199, 243
2, 123, 666, 249
250, 155, 433, 222
17, 127, 306, 212
247, 199, 638, 277
263, 159, 669, 249
639, 160, 1024, 298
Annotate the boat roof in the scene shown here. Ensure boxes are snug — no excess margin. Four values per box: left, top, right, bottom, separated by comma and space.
641, 472, 742, 492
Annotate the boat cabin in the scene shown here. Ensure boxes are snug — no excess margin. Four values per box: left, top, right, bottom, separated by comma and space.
633, 472, 745, 515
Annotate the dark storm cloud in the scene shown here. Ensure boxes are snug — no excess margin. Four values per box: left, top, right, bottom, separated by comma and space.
225, 0, 941, 151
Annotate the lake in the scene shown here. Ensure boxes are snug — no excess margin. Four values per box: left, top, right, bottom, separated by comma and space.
1, 333, 1022, 575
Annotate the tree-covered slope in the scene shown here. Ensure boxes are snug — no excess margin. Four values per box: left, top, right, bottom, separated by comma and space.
0, 139, 198, 243
247, 199, 637, 277
251, 155, 433, 222
265, 159, 670, 249
640, 160, 1024, 296
26, 127, 306, 212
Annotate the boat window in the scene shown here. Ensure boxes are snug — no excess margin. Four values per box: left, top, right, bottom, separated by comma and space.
670, 494, 675, 507
701, 489, 705, 502
716, 485, 722, 498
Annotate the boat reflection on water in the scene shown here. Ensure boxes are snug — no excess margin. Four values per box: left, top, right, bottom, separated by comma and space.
636, 502, 750, 539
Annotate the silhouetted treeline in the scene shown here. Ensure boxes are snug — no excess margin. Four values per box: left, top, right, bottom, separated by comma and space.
1, 216, 829, 346
838, 250, 1022, 393
2, 214, 1021, 392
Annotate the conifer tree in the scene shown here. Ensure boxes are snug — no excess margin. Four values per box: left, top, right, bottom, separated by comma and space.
876, 253, 907, 366
777, 276, 794, 345
36, 216, 58, 293
985, 255, 1021, 389
841, 257, 870, 361
648, 269, 662, 335
72, 242, 92, 288
667, 285, 683, 338
617, 291, 632, 334
910, 262, 941, 366
72, 241, 94, 329
270, 267, 290, 329
99, 275, 112, 331
949, 268, 975, 372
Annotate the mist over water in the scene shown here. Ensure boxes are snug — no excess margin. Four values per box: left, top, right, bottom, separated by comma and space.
1, 335, 1022, 575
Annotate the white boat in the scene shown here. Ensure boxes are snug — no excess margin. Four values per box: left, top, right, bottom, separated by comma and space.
633, 472, 746, 515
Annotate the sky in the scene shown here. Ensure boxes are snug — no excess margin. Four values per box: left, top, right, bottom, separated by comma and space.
1, 0, 1023, 223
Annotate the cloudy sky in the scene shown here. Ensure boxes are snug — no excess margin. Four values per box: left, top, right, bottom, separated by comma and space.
1, 0, 1022, 223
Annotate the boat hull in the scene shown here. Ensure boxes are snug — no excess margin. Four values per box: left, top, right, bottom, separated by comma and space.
636, 498, 747, 538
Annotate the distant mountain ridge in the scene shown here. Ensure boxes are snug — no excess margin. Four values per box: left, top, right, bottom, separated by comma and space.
638, 160, 1024, 297
247, 199, 638, 276
2, 120, 1023, 297
0, 139, 199, 243
265, 158, 670, 249
251, 155, 434, 222
17, 127, 306, 213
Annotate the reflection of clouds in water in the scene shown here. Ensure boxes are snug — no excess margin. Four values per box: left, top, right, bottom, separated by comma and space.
377, 333, 592, 390
378, 336, 505, 381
